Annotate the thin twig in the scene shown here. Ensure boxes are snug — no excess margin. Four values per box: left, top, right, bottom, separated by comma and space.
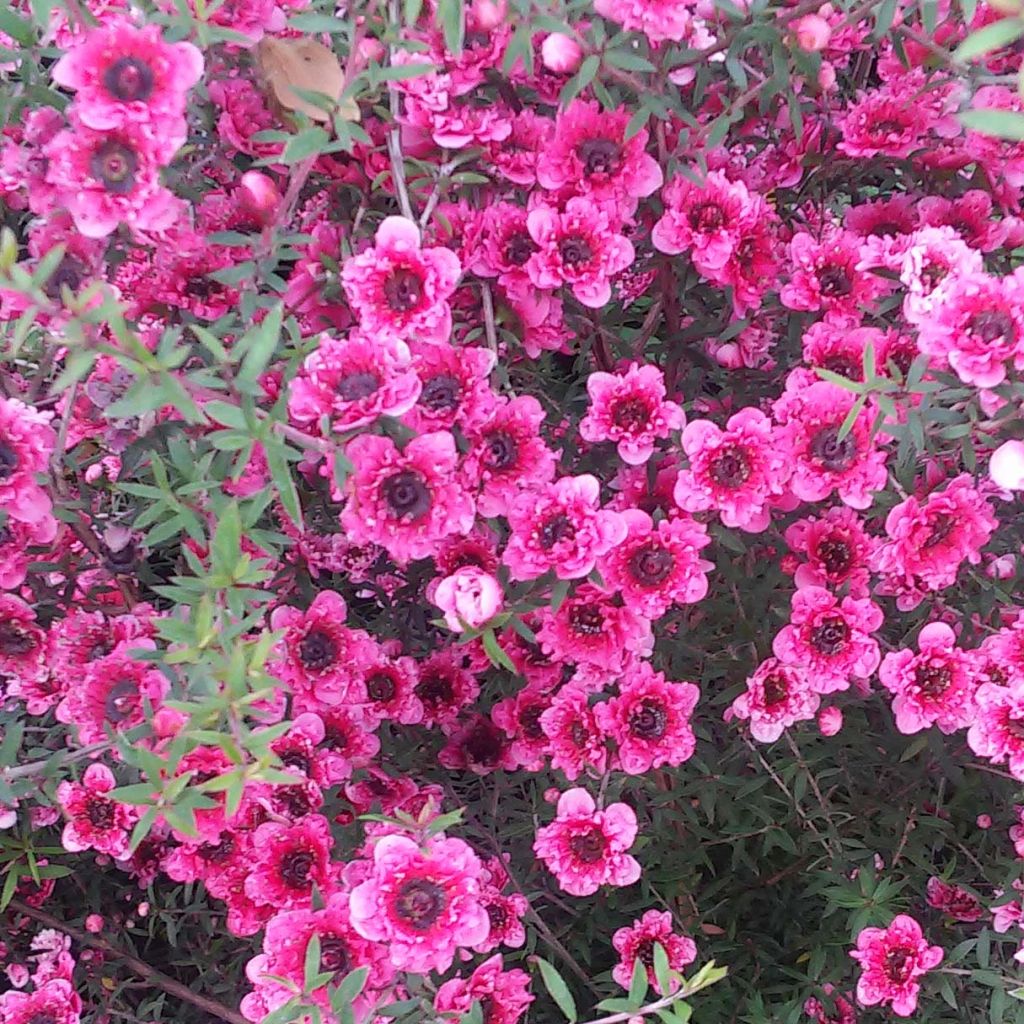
386, 0, 415, 221
481, 282, 498, 354
8, 899, 248, 1024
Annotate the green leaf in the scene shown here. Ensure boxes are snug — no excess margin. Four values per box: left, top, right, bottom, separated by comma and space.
604, 49, 656, 72
628, 954, 649, 1007
960, 108, 1024, 140
282, 127, 330, 164
533, 957, 577, 1023
482, 629, 517, 673
954, 17, 1024, 62
653, 942, 674, 997
304, 934, 322, 992
436, 0, 464, 56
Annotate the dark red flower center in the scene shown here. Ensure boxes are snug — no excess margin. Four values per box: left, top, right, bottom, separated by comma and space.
629, 699, 668, 739
884, 946, 914, 984
710, 446, 751, 487
816, 536, 852, 576
505, 232, 536, 266
569, 827, 606, 863
382, 470, 431, 520
612, 397, 651, 432
415, 669, 453, 708
539, 513, 574, 549
0, 621, 36, 656
520, 703, 546, 740
577, 137, 622, 177
628, 543, 674, 586
103, 56, 155, 102
419, 374, 461, 413
487, 900, 509, 930
810, 617, 850, 656
0, 440, 18, 481
819, 265, 852, 298
279, 848, 315, 889
27, 1013, 58, 1024
279, 749, 312, 775
915, 662, 952, 698
689, 201, 726, 233
809, 427, 857, 472
483, 430, 517, 471
461, 719, 506, 766
322, 721, 349, 751
90, 140, 139, 195
384, 268, 423, 312
319, 935, 349, 973
762, 672, 789, 706
298, 628, 337, 671
636, 939, 657, 968
336, 371, 380, 402
199, 835, 236, 863
923, 513, 956, 549
44, 255, 88, 299
85, 796, 117, 830
366, 671, 396, 702
394, 877, 446, 929
969, 310, 1014, 345
569, 604, 604, 636
559, 236, 592, 266
104, 678, 139, 723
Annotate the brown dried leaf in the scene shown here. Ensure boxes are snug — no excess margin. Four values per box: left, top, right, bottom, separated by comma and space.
255, 37, 344, 124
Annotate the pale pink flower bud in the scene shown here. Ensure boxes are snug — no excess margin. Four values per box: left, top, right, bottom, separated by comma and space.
818, 706, 843, 736
817, 60, 837, 90
137, 902, 150, 917
793, 14, 831, 50
6, 964, 29, 988
977, 814, 992, 829
152, 706, 187, 738
0, 804, 16, 829
434, 567, 504, 631
85, 915, 105, 933
541, 33, 583, 74
238, 171, 282, 227
471, 0, 507, 29
358, 37, 385, 63
990, 440, 1024, 490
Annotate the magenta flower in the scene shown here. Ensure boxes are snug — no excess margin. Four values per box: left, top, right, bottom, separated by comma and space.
434, 955, 534, 1024
675, 407, 789, 532
594, 0, 700, 43
773, 586, 883, 693
341, 216, 461, 343
503, 474, 626, 581
879, 622, 977, 735
850, 915, 943, 1017
0, 595, 49, 686
244, 814, 336, 911
493, 682, 554, 772
612, 910, 697, 992
540, 682, 608, 781
56, 763, 138, 857
403, 342, 498, 435
925, 877, 984, 923
526, 198, 635, 308
52, 19, 202, 147
784, 506, 876, 597
600, 508, 712, 620
595, 665, 700, 774
969, 678, 1024, 781
340, 431, 475, 564
533, 788, 641, 897
413, 649, 481, 730
0, 980, 81, 1024
728, 658, 820, 743
349, 834, 489, 974
774, 381, 888, 510
0, 397, 56, 524
580, 363, 684, 466
837, 82, 930, 160
287, 331, 422, 435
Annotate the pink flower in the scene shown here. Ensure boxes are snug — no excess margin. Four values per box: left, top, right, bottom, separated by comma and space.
403, 342, 498, 435
349, 834, 489, 974
784, 507, 876, 597
0, 980, 81, 1024
0, 397, 56, 524
0, 595, 49, 685
52, 19, 202, 146
287, 331, 422, 434
435, 955, 534, 1024
595, 665, 700, 774
774, 382, 888, 510
504, 474, 626, 581
594, 0, 700, 43
879, 622, 977, 735
969, 678, 1024, 780
925, 877, 984, 922
838, 83, 929, 159
850, 915, 943, 1017
434, 567, 504, 632
56, 763, 138, 857
580, 363, 684, 465
341, 431, 476, 564
413, 649, 481, 730
44, 120, 182, 238
773, 586, 883, 693
244, 814, 336, 910
612, 910, 697, 992
540, 682, 608, 780
990, 440, 1024, 490
675, 408, 789, 532
341, 216, 461, 343
728, 658, 820, 743
536, 100, 662, 214
599, 508, 713, 619
534, 788, 641, 897
526, 198, 635, 308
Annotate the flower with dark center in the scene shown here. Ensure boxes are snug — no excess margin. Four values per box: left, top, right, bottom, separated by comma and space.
382, 470, 431, 521
809, 427, 857, 472
419, 374, 462, 413
818, 265, 853, 298
539, 513, 574, 549
319, 936, 349, 974
336, 372, 380, 402
811, 617, 850, 655
298, 628, 337, 671
816, 536, 852, 575
103, 56, 155, 101
761, 672, 789, 707
0, 440, 19, 480
969, 310, 1015, 345
279, 849, 315, 889
559, 236, 592, 266
577, 138, 622, 177
636, 939, 657, 968
923, 513, 956, 549
487, 902, 509, 930
104, 678, 139, 723
569, 827, 606, 863
85, 796, 117, 829
505, 232, 536, 266
612, 397, 651, 431
279, 750, 312, 775
415, 670, 453, 708
199, 835, 236, 863
483, 431, 517, 471
520, 704, 546, 740
383, 268, 423, 312
883, 947, 913, 984
569, 604, 604, 636
27, 1013, 57, 1024
0, 621, 36, 656
629, 699, 667, 739
710, 446, 751, 487
394, 877, 447, 929
689, 201, 726, 232
628, 544, 674, 586
366, 672, 396, 702
461, 719, 506, 766
569, 720, 588, 747
90, 140, 139, 195
915, 663, 952, 698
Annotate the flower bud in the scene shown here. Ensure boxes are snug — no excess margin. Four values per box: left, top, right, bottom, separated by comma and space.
990, 440, 1024, 490
541, 33, 583, 74
818, 706, 843, 736
471, 0, 507, 30
817, 60, 837, 90
793, 14, 831, 51
85, 915, 105, 933
238, 171, 282, 227
434, 567, 504, 632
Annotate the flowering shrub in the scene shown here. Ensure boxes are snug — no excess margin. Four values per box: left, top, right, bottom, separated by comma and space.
8, 0, 1024, 1022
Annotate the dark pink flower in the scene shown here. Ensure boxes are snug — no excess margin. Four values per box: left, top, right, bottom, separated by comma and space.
349, 834, 489, 974
534, 787, 641, 897
0, 397, 56, 524
595, 665, 700, 774
540, 681, 608, 780
244, 814, 336, 910
838, 82, 929, 159
925, 877, 984, 922
850, 915, 943, 1017
784, 506, 876, 597
0, 979, 81, 1024
0, 595, 49, 686
403, 342, 498, 435
342, 216, 461, 343
969, 677, 1024, 780
56, 763, 138, 857
341, 431, 475, 564
413, 649, 481, 730
493, 682, 553, 771
728, 658, 820, 743
612, 909, 697, 992
580, 363, 684, 465
435, 955, 534, 1024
